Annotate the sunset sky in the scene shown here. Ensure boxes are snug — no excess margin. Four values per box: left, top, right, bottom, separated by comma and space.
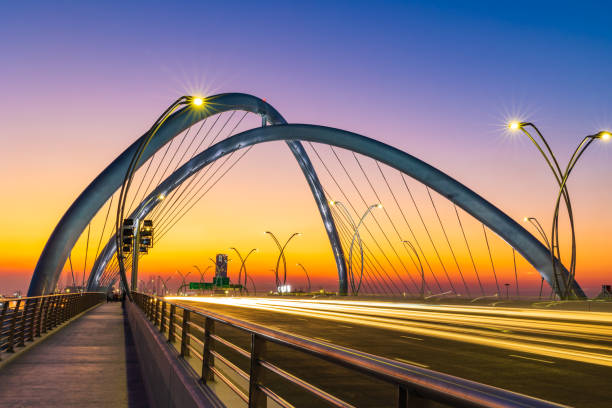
1, 1, 611, 296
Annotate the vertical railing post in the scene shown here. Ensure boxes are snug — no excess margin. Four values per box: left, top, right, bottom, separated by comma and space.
17, 299, 29, 347
155, 299, 161, 327
248, 333, 267, 408
180, 309, 191, 357
27, 298, 36, 342
47, 296, 56, 329
201, 317, 215, 382
168, 304, 176, 343
160, 301, 167, 333
7, 300, 22, 353
0, 301, 9, 360
36, 297, 46, 337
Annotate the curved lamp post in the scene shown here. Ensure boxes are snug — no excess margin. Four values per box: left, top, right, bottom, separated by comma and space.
116, 96, 205, 300
175, 270, 191, 295
265, 231, 301, 290
524, 216, 551, 299
296, 263, 312, 293
510, 122, 610, 299
402, 240, 425, 299
229, 247, 258, 294
330, 201, 381, 295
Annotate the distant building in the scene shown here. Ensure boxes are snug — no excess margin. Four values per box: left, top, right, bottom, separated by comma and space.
596, 284, 612, 299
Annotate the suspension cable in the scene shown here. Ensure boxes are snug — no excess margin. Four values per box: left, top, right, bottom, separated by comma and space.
426, 187, 469, 296
482, 224, 501, 295
453, 204, 485, 296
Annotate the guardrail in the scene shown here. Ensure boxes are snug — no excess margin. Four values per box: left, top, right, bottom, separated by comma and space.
132, 292, 563, 408
0, 292, 105, 358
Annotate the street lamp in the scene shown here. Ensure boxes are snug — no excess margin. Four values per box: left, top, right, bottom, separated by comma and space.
296, 263, 312, 293
524, 216, 551, 299
175, 270, 190, 295
229, 247, 258, 294
265, 231, 301, 290
402, 240, 424, 299
509, 122, 610, 299
115, 97, 204, 300
330, 201, 381, 295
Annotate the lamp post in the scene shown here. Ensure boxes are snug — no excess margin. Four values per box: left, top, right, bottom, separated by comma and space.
509, 122, 610, 299
175, 270, 190, 295
116, 97, 204, 300
524, 216, 551, 299
402, 240, 424, 299
158, 275, 171, 296
265, 231, 301, 290
229, 247, 258, 294
330, 201, 381, 295
296, 263, 311, 293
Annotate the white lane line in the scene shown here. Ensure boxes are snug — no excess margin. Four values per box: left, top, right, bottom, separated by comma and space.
296, 318, 308, 321
508, 354, 555, 364
314, 337, 332, 343
338, 325, 352, 329
395, 358, 429, 368
400, 335, 424, 341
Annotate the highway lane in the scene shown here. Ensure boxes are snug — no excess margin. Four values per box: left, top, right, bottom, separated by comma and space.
171, 297, 612, 407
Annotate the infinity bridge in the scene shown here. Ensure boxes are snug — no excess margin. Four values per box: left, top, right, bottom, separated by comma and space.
2, 94, 606, 408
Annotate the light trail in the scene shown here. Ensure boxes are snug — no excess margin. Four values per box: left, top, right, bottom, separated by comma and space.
166, 297, 612, 367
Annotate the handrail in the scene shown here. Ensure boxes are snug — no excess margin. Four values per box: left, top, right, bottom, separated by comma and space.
132, 293, 565, 408
0, 292, 105, 359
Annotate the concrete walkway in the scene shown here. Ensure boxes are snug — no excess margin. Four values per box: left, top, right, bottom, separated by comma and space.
0, 302, 149, 407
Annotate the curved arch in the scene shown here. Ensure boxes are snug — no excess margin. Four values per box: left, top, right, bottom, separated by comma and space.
89, 124, 585, 298
29, 94, 347, 295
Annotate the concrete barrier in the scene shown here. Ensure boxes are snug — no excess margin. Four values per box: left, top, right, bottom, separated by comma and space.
125, 300, 225, 408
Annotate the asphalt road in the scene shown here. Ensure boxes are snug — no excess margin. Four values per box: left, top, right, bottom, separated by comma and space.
174, 297, 612, 407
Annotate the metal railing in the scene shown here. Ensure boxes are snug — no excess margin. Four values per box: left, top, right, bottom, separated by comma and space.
0, 292, 105, 358
132, 293, 563, 408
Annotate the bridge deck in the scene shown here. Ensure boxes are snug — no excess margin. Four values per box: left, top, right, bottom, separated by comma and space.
0, 302, 149, 407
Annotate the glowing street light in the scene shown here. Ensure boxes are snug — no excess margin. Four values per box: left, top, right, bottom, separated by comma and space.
296, 263, 312, 293
509, 121, 610, 299
229, 247, 258, 294
265, 231, 301, 290
115, 95, 205, 300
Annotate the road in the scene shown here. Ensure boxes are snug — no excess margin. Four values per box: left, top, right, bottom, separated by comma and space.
171, 296, 612, 407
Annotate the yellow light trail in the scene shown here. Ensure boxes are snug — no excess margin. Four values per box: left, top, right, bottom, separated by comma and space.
166, 297, 612, 367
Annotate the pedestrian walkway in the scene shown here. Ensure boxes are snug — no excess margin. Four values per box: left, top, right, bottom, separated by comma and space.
0, 302, 149, 407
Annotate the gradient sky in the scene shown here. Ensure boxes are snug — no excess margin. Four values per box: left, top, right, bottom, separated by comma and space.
1, 1, 611, 295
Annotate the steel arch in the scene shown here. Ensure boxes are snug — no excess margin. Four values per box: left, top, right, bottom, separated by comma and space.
29, 94, 347, 295
89, 124, 585, 298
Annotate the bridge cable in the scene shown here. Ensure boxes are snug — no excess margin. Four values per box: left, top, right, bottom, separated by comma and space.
513, 248, 520, 298
329, 146, 413, 294
453, 204, 485, 296
151, 112, 246, 227
68, 254, 76, 288
330, 202, 393, 294
93, 193, 115, 265
399, 174, 445, 292
81, 223, 91, 288
426, 187, 469, 297
352, 153, 422, 292
374, 161, 435, 294
307, 142, 406, 295
147, 114, 224, 221
481, 224, 501, 295
155, 146, 254, 242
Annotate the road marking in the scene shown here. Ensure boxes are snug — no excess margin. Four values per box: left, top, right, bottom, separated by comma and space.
338, 325, 352, 329
395, 358, 429, 368
296, 318, 308, 321
314, 337, 332, 343
508, 354, 555, 364
400, 335, 423, 341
